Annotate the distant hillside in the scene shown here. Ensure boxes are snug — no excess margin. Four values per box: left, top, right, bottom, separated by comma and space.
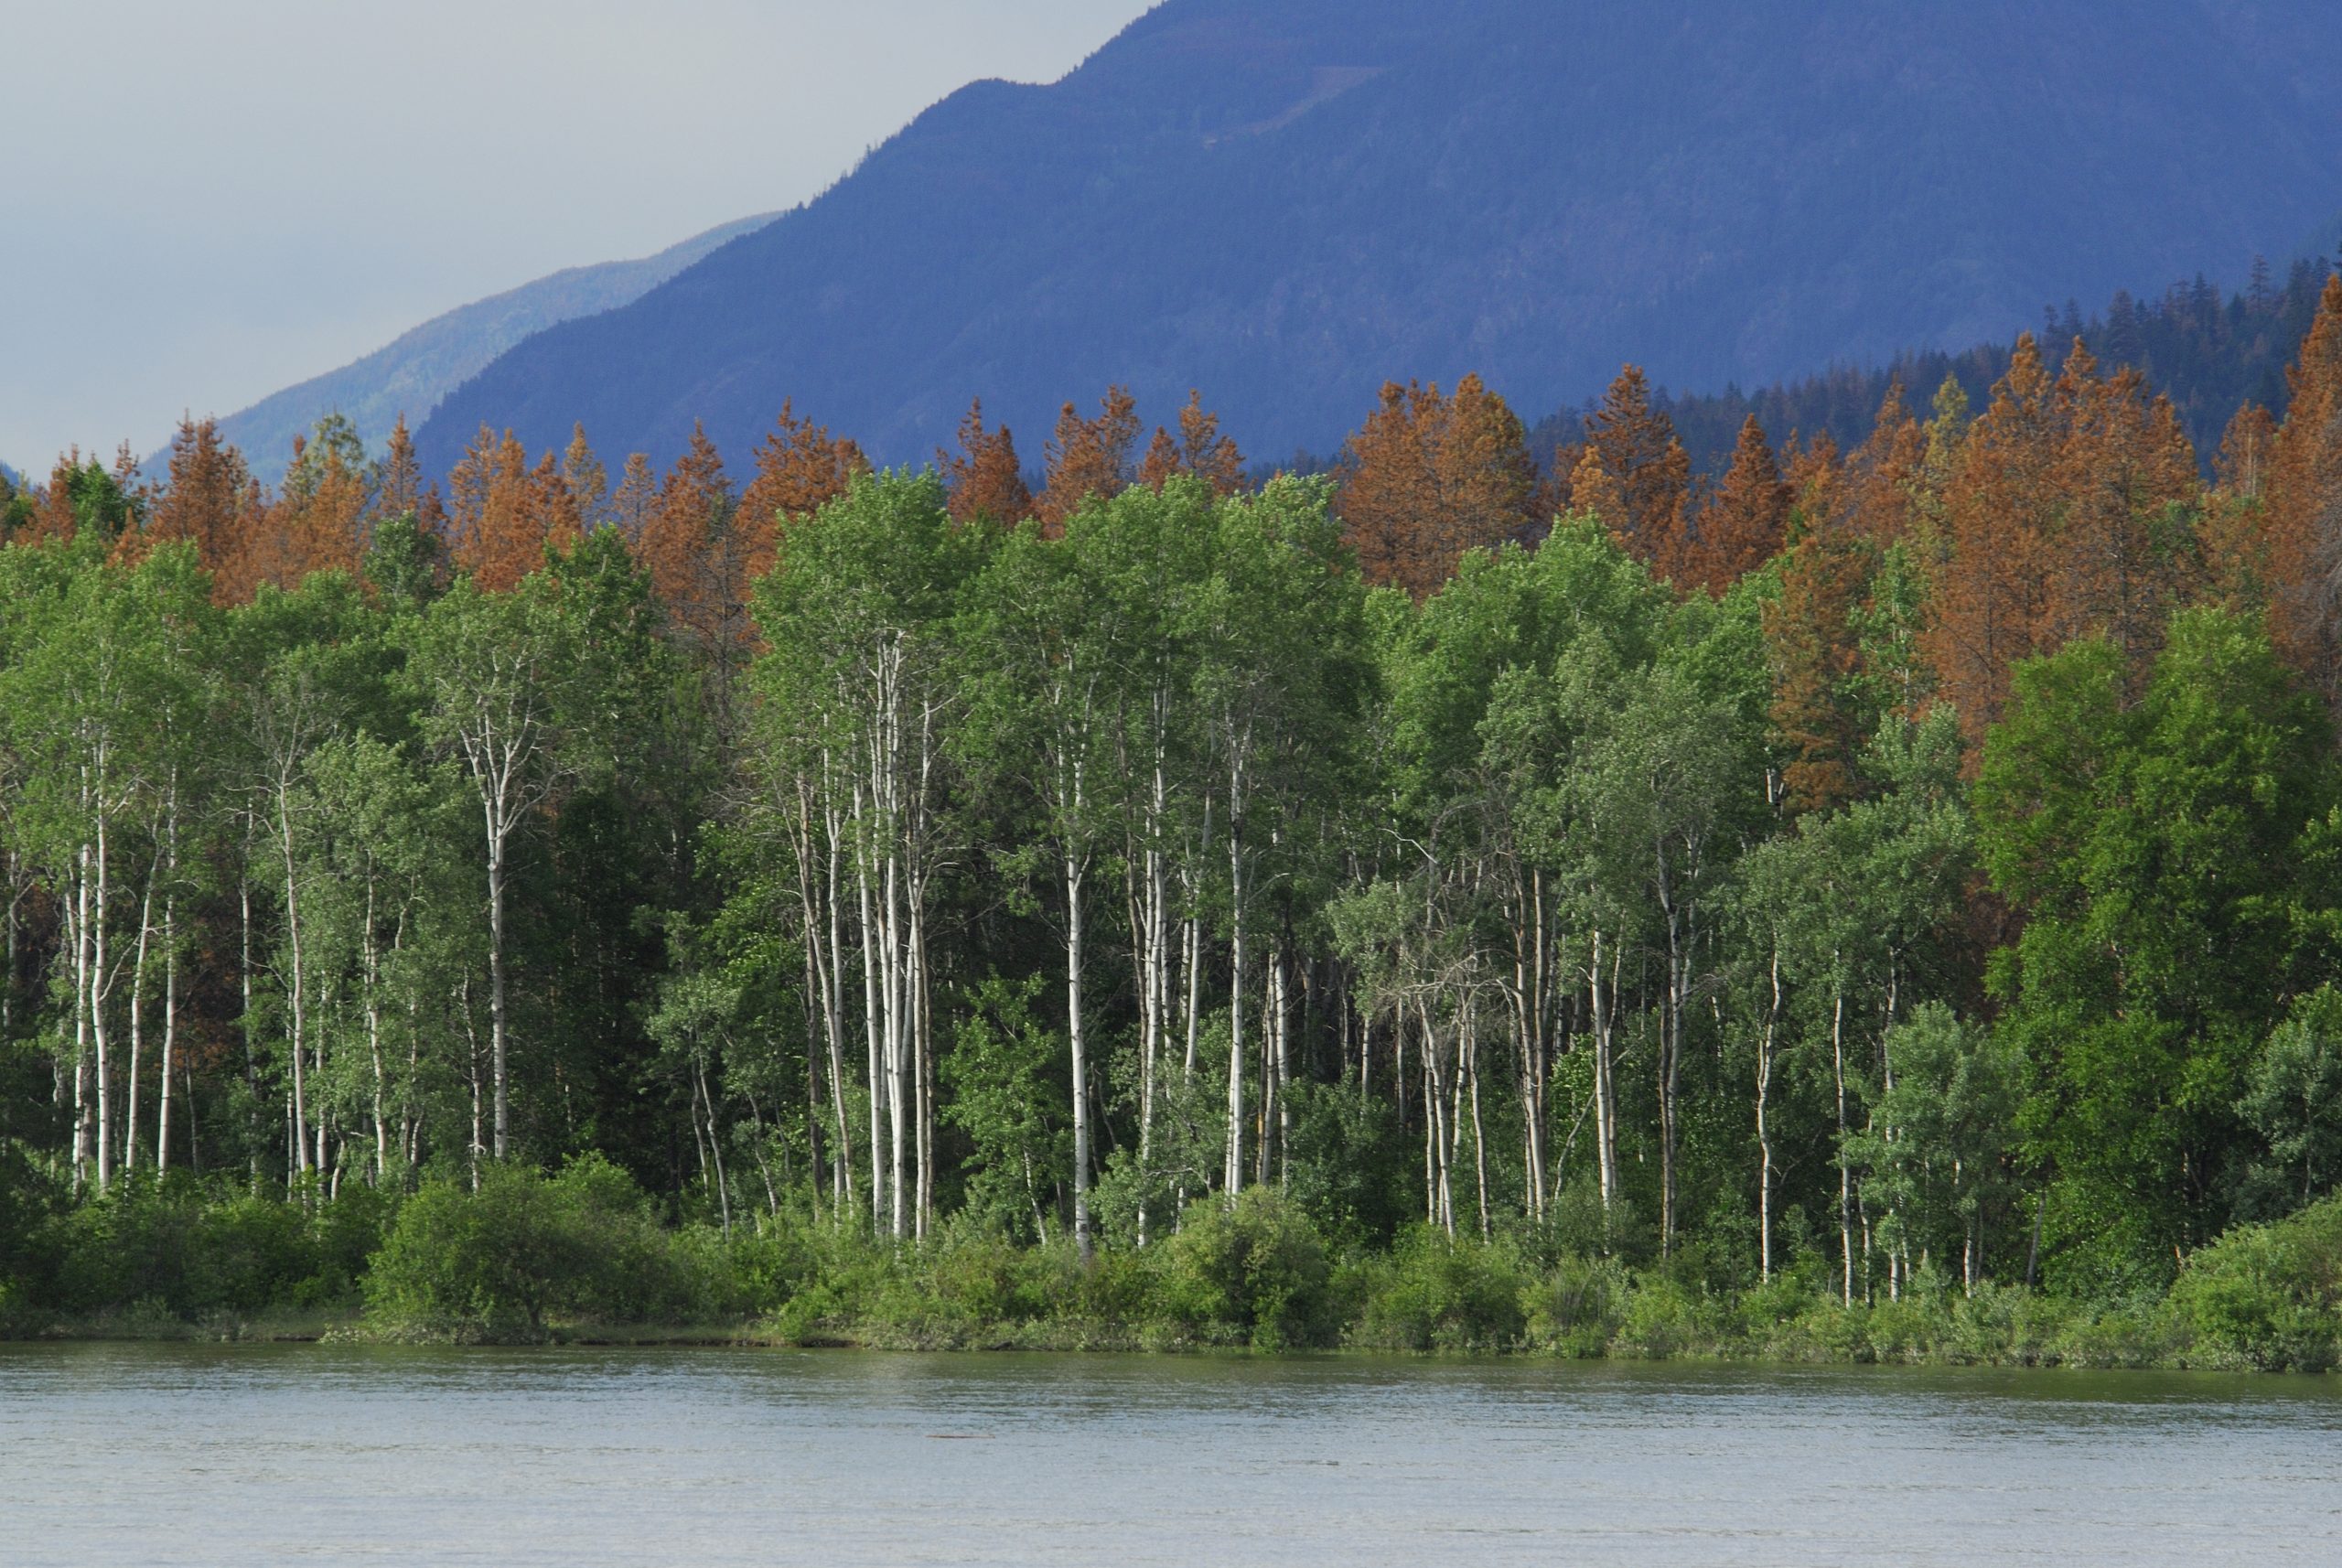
418, 0, 2342, 480
217, 212, 776, 481
1530, 255, 2341, 480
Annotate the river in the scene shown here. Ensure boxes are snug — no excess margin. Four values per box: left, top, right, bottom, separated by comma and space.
3, 1345, 2337, 1564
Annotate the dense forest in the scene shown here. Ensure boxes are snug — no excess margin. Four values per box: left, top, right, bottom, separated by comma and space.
1525, 255, 2339, 479
5, 278, 2342, 1361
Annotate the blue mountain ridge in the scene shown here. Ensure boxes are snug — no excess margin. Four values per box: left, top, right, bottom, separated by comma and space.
412, 0, 2342, 479
211, 212, 778, 485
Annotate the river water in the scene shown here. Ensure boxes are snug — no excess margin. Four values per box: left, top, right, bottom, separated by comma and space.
3, 1345, 2337, 1565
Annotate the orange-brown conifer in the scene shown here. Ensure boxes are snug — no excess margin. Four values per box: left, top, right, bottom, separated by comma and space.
736, 402, 867, 581
1337, 375, 1537, 596
562, 424, 608, 531
1036, 387, 1140, 530
638, 423, 737, 651
1920, 335, 2058, 748
379, 413, 423, 521
1582, 365, 1692, 578
611, 453, 659, 544
1138, 390, 1245, 495
446, 426, 567, 592
1685, 415, 1791, 594
942, 399, 1034, 526
149, 417, 251, 577
2261, 274, 2342, 687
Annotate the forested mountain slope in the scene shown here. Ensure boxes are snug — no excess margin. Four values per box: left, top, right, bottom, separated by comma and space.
216, 212, 777, 483
1545, 256, 2342, 479
417, 0, 2342, 477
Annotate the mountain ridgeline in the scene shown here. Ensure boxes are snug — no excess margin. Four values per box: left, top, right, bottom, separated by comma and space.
1567, 256, 2342, 480
414, 0, 2342, 478
215, 213, 777, 486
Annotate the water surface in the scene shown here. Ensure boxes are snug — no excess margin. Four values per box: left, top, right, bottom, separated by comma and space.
4, 1345, 2337, 1565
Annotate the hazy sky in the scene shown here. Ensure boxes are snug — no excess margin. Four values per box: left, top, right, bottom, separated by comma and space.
0, 0, 1154, 472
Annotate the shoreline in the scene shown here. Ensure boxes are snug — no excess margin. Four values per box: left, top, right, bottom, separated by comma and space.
8, 1314, 2335, 1374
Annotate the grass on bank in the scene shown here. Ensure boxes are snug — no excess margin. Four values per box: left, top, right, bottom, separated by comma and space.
5, 1155, 2340, 1370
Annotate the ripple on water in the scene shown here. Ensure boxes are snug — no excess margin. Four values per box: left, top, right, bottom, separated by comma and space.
2, 1345, 2337, 1567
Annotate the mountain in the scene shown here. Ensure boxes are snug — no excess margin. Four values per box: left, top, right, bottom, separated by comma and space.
216, 212, 777, 482
418, 0, 2342, 480
1528, 255, 2341, 483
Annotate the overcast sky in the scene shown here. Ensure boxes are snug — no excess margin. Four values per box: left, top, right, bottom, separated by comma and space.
0, 0, 1154, 472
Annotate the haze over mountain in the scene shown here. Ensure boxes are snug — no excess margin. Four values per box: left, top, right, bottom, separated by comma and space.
413, 0, 2342, 478
212, 213, 777, 484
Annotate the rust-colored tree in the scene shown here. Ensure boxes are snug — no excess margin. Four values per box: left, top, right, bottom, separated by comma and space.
1683, 414, 1791, 594
446, 425, 571, 592
610, 453, 659, 544
1337, 374, 1537, 596
379, 413, 424, 521
1581, 365, 1692, 579
1844, 381, 1926, 542
25, 453, 86, 545
637, 423, 738, 653
1036, 386, 1141, 531
1137, 390, 1246, 495
271, 417, 376, 587
2261, 274, 2342, 689
561, 424, 608, 531
736, 402, 867, 582
147, 417, 251, 580
941, 399, 1033, 526
2201, 401, 2281, 615
1919, 335, 2059, 749
2038, 347, 2201, 679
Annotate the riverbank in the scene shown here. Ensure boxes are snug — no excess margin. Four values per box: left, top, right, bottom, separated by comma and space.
10, 1279, 2334, 1374
9, 1166, 2338, 1372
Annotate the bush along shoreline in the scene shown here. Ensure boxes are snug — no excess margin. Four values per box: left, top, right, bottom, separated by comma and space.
5, 1161, 2338, 1370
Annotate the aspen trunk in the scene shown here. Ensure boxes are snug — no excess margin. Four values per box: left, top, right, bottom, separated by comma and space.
278, 789, 313, 1175
854, 786, 886, 1231
1466, 989, 1491, 1240
240, 865, 259, 1189
124, 847, 158, 1176
92, 815, 115, 1193
486, 828, 509, 1163
70, 844, 92, 1194
1, 847, 16, 1048
157, 900, 177, 1176
1066, 843, 1093, 1262
1587, 925, 1621, 1210
1756, 940, 1782, 1280
1269, 943, 1291, 1187
1832, 978, 1853, 1305
697, 1057, 732, 1239
1420, 998, 1453, 1234
156, 789, 179, 1176
1224, 824, 1247, 1197
883, 854, 907, 1240
364, 891, 386, 1186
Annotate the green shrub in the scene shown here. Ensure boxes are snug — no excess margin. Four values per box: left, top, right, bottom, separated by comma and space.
364, 1155, 698, 1336
1157, 1188, 1335, 1348
1348, 1227, 1530, 1350
25, 1174, 391, 1324
2053, 1308, 2166, 1369
1524, 1252, 1630, 1356
2165, 1196, 2342, 1370
185, 1194, 316, 1315
1616, 1275, 1704, 1359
